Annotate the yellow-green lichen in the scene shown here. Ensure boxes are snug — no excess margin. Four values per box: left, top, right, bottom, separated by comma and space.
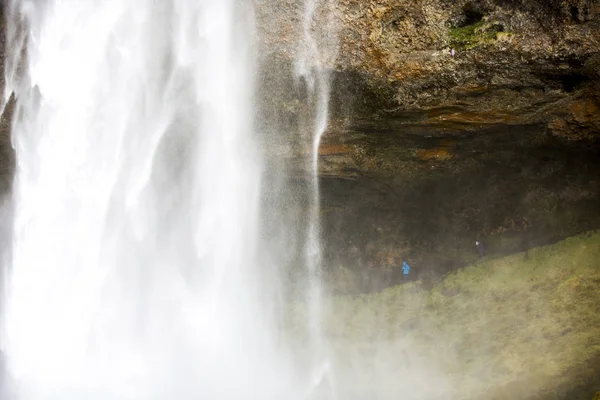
449, 21, 503, 49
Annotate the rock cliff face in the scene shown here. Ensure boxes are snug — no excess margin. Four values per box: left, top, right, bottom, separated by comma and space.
256, 0, 600, 290
332, 0, 600, 135
259, 0, 600, 137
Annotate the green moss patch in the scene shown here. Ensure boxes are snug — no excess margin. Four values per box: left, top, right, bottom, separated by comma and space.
450, 21, 503, 49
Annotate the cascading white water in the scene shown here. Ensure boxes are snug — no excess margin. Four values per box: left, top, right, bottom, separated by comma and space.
293, 0, 337, 395
0, 0, 335, 398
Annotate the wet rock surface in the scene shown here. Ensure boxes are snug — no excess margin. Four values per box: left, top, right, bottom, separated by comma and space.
0, 5, 12, 197
255, 0, 600, 290
259, 0, 600, 138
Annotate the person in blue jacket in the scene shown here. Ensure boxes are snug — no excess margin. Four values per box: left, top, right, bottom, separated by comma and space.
402, 261, 411, 281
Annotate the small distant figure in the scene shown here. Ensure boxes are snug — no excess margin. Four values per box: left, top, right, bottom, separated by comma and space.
402, 261, 411, 281
475, 240, 485, 258
451, 48, 456, 57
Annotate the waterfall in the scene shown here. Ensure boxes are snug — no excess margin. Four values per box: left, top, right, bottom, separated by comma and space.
293, 0, 337, 394
0, 0, 336, 398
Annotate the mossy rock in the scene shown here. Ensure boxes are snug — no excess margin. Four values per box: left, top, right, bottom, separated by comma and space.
592, 391, 600, 400
449, 20, 504, 49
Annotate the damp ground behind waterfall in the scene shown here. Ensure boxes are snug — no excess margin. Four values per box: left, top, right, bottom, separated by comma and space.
287, 231, 600, 400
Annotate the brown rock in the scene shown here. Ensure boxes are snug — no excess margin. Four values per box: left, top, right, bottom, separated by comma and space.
570, 99, 600, 123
